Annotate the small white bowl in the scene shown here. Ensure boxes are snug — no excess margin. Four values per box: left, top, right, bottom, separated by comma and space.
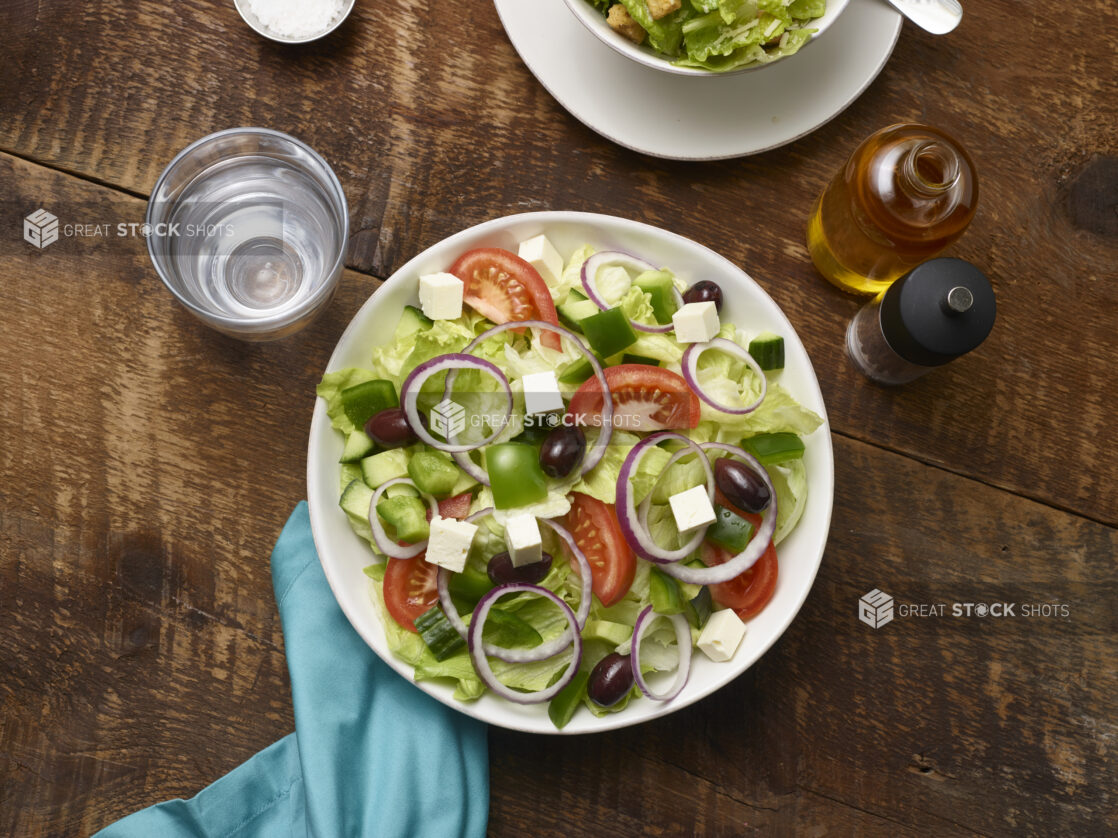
234, 0, 355, 44
562, 0, 851, 76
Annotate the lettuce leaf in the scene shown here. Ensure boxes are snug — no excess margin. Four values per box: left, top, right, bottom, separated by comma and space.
316, 368, 383, 434
553, 244, 595, 302
570, 431, 673, 505
770, 459, 808, 545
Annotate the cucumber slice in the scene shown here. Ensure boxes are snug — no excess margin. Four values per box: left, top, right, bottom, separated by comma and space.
395, 305, 433, 340
634, 270, 679, 324
383, 483, 419, 499
340, 462, 364, 494
582, 619, 633, 646
340, 429, 376, 463
449, 469, 479, 497
649, 567, 685, 615
740, 432, 805, 465
339, 478, 375, 520
581, 306, 637, 358
748, 332, 785, 371
557, 298, 602, 330
415, 606, 466, 661
361, 449, 410, 488
407, 450, 461, 498
340, 379, 399, 428
375, 495, 429, 544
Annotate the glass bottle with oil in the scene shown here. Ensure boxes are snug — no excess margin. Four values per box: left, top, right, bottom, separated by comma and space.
807, 123, 978, 295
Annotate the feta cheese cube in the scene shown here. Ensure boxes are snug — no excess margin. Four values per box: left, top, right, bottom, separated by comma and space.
697, 609, 746, 662
672, 300, 720, 343
425, 515, 478, 573
668, 485, 716, 534
518, 234, 563, 286
418, 272, 464, 320
521, 370, 565, 416
504, 513, 542, 567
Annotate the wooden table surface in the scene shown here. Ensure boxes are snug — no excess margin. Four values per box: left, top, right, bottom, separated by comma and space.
2, 0, 1116, 835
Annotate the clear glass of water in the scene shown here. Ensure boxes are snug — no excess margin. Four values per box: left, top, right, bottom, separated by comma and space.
147, 128, 348, 341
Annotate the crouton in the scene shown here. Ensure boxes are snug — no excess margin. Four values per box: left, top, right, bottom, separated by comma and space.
607, 4, 646, 45
647, 0, 681, 21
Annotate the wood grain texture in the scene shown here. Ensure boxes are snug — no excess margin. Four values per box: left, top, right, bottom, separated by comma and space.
2, 156, 1114, 836
1, 0, 1116, 523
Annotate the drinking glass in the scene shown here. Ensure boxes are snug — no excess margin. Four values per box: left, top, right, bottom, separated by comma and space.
147, 128, 348, 341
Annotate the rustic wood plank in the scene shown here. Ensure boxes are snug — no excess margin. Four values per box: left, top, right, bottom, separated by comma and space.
2, 1, 1115, 523
2, 156, 1113, 836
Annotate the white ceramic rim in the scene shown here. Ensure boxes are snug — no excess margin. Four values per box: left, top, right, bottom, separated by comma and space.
560, 0, 852, 77
307, 210, 834, 734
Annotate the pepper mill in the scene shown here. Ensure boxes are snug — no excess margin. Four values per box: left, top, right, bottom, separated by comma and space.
846, 258, 996, 385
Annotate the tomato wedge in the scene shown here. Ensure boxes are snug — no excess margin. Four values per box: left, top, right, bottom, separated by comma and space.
383, 554, 439, 632
562, 492, 636, 607
430, 491, 473, 521
702, 508, 778, 621
566, 364, 700, 431
449, 248, 562, 352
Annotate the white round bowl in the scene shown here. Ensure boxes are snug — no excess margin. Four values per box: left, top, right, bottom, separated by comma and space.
234, 0, 355, 43
307, 211, 834, 734
562, 0, 851, 77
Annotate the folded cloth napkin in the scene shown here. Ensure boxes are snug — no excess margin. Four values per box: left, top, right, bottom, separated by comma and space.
95, 502, 489, 838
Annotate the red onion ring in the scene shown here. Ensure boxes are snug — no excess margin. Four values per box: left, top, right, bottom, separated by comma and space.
400, 353, 512, 453
631, 605, 692, 702
435, 514, 592, 663
580, 250, 680, 334
615, 432, 715, 563
368, 478, 439, 559
459, 319, 614, 476
635, 443, 714, 562
538, 518, 592, 630
682, 338, 767, 415
659, 442, 777, 585
467, 583, 582, 704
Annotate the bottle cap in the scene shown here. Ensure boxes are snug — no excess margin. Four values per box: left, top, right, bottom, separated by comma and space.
879, 258, 996, 367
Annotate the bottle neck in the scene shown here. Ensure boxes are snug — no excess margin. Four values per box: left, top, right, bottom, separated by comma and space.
899, 140, 962, 198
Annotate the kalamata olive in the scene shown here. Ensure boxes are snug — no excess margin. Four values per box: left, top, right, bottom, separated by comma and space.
714, 457, 771, 513
587, 652, 635, 707
682, 280, 724, 312
365, 407, 418, 449
486, 551, 553, 585
538, 425, 587, 478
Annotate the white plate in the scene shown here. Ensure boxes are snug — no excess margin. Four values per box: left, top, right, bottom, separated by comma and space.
494, 0, 902, 159
307, 211, 834, 734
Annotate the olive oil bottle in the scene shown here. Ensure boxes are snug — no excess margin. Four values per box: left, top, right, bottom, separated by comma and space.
807, 124, 978, 295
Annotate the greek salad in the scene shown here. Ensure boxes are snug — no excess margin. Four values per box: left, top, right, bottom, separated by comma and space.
316, 235, 822, 728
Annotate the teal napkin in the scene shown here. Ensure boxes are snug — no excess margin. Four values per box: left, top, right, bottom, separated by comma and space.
95, 502, 489, 838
